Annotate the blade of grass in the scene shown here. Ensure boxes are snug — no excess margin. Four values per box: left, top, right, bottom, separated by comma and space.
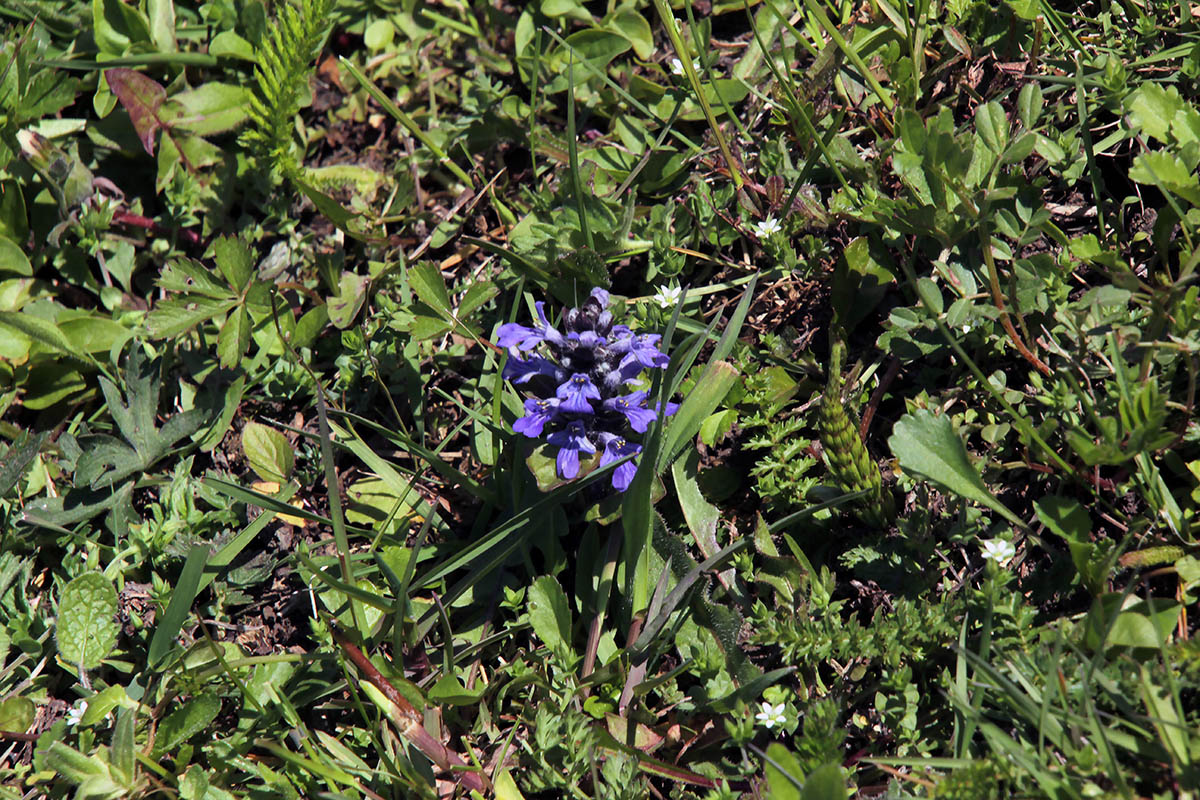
148, 543, 209, 668
652, 0, 744, 187
565, 53, 593, 250
339, 57, 474, 189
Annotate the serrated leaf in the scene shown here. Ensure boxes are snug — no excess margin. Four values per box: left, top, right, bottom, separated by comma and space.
81, 349, 208, 486
146, 297, 238, 339
527, 575, 573, 660
407, 262, 453, 317
211, 236, 254, 292
241, 421, 294, 483
152, 695, 222, 756
157, 258, 231, 298
1130, 150, 1200, 205
888, 409, 1022, 527
56, 573, 118, 669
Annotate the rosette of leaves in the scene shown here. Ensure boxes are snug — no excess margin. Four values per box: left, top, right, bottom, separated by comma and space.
498, 288, 676, 492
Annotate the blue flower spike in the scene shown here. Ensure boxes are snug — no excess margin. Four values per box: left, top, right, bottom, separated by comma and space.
497, 289, 674, 491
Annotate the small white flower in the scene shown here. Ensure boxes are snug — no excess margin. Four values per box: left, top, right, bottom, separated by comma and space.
66, 700, 88, 727
652, 285, 683, 309
981, 539, 1017, 567
961, 322, 973, 334
755, 701, 787, 729
753, 217, 782, 238
670, 57, 700, 76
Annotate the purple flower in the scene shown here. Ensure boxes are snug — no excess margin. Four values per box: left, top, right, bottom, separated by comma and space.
603, 391, 657, 433
496, 322, 538, 350
496, 302, 565, 350
598, 433, 641, 491
495, 289, 678, 493
513, 397, 561, 438
614, 333, 670, 370
547, 420, 596, 480
657, 400, 680, 417
556, 373, 601, 413
503, 355, 561, 384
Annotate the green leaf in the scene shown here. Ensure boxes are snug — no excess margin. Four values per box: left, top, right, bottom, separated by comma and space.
527, 575, 573, 660
241, 421, 295, 483
211, 236, 254, 292
1017, 82, 1042, 130
672, 448, 720, 560
658, 360, 739, 470
1085, 594, 1181, 652
364, 19, 394, 50
1130, 150, 1200, 205
0, 236, 32, 276
152, 694, 221, 756
145, 296, 237, 339
165, 83, 251, 137
80, 686, 129, 726
328, 272, 369, 329
56, 573, 118, 670
1034, 496, 1090, 541
888, 409, 1023, 527
974, 101, 1009, 154
605, 8, 653, 59
157, 258, 231, 298
427, 673, 483, 706
494, 769, 527, 800
803, 763, 849, 800
764, 742, 805, 799
0, 696, 34, 732
544, 30, 630, 94
105, 68, 167, 155
1035, 496, 1105, 592
81, 348, 208, 487
216, 303, 250, 368
94, 0, 153, 56
407, 262, 453, 318
0, 311, 95, 367
0, 430, 49, 498
916, 277, 944, 315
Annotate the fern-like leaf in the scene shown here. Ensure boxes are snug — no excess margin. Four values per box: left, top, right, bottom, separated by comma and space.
243, 0, 335, 179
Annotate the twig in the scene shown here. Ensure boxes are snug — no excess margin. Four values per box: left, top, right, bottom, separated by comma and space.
331, 625, 488, 794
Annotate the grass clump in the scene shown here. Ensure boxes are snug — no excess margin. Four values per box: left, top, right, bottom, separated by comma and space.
2, 1, 1200, 798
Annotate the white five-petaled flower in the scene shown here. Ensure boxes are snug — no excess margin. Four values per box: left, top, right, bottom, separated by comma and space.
66, 700, 88, 727
753, 217, 782, 238
755, 701, 787, 729
652, 285, 683, 309
981, 539, 1017, 567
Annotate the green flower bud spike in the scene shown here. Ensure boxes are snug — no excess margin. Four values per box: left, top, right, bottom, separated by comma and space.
819, 328, 895, 528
